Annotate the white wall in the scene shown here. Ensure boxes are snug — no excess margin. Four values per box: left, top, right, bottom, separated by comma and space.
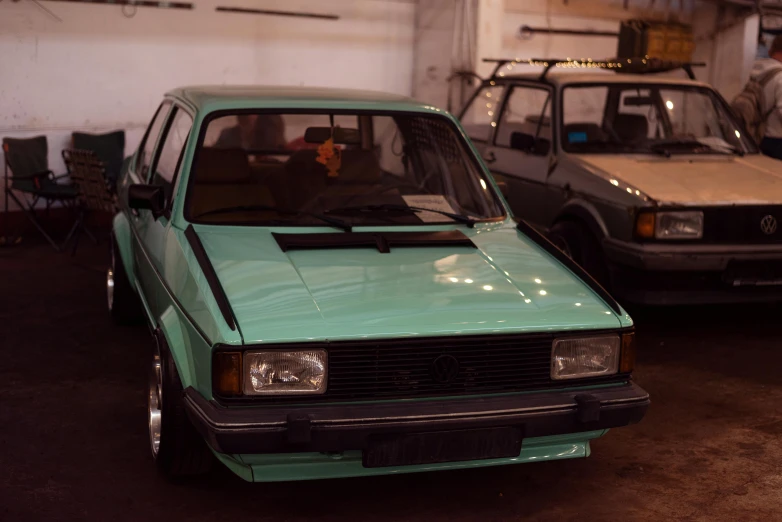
500, 0, 697, 79
0, 0, 415, 210
710, 14, 760, 102
414, 0, 711, 110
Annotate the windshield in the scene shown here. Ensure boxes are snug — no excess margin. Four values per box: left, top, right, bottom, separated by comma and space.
185, 111, 504, 227
561, 84, 757, 155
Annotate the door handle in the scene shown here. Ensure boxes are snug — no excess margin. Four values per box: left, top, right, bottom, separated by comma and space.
483, 151, 497, 164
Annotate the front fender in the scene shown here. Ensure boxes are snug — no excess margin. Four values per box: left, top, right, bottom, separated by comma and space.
156, 309, 196, 389
112, 212, 136, 292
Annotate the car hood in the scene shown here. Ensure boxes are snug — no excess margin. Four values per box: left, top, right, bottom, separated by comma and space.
192, 223, 622, 344
571, 154, 782, 205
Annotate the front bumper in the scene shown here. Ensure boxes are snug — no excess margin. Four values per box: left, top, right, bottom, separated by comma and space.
603, 239, 782, 304
183, 382, 649, 455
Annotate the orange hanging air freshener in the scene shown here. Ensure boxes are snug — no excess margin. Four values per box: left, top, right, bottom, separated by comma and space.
316, 136, 342, 178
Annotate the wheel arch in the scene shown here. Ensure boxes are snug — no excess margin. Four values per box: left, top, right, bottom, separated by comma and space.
553, 200, 609, 241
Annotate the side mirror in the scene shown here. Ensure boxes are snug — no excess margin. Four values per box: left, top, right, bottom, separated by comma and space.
496, 181, 509, 197
510, 132, 551, 156
128, 184, 165, 218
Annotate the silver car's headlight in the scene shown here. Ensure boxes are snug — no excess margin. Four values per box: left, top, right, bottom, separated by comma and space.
655, 211, 703, 239
551, 336, 620, 380
243, 350, 327, 395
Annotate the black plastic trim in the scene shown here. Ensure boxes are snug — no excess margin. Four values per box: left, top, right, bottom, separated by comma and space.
272, 230, 477, 253
516, 219, 622, 314
184, 381, 649, 454
210, 327, 633, 405
184, 225, 237, 331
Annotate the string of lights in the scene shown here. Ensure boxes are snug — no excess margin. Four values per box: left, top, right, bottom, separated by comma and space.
482, 57, 705, 80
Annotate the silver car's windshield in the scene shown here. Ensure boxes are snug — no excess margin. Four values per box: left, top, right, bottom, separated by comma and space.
561, 84, 757, 155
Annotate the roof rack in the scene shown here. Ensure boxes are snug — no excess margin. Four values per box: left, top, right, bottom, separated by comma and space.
482, 57, 706, 81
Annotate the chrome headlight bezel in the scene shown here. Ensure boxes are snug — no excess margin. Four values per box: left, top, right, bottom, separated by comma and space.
550, 335, 621, 380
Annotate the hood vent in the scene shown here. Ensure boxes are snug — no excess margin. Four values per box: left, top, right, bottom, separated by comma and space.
272, 230, 477, 253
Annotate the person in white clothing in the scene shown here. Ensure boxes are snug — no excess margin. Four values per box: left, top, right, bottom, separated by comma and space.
751, 35, 782, 159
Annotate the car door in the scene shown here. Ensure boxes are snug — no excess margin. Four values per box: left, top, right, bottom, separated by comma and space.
128, 101, 173, 308
458, 83, 507, 163
137, 104, 195, 320
489, 84, 555, 227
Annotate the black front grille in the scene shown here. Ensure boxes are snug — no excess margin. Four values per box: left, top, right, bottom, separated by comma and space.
226, 331, 621, 404
703, 206, 782, 243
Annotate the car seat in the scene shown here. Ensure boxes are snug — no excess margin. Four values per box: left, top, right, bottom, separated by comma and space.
189, 147, 275, 219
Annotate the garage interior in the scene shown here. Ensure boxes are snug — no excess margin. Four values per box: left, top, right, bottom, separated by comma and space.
1, 0, 782, 520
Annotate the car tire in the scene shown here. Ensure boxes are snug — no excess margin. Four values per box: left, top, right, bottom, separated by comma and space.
150, 332, 213, 478
548, 220, 611, 289
108, 234, 143, 325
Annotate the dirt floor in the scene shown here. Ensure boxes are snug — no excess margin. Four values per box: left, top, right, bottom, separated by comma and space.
1, 239, 781, 521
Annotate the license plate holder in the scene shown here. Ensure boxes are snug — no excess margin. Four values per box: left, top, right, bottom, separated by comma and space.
362, 427, 522, 468
724, 260, 782, 286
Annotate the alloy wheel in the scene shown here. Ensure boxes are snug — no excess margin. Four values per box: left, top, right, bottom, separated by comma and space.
107, 248, 115, 312
148, 348, 163, 458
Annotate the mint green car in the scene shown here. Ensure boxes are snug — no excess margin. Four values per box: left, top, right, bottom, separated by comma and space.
107, 86, 649, 482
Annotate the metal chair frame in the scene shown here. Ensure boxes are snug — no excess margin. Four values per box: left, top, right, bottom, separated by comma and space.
2, 139, 77, 250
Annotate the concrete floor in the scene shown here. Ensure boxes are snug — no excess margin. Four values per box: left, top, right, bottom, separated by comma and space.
1, 240, 781, 521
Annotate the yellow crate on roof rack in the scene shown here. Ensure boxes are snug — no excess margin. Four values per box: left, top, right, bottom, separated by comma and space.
618, 20, 694, 63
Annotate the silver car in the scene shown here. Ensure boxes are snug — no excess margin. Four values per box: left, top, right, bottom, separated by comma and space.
459, 60, 782, 305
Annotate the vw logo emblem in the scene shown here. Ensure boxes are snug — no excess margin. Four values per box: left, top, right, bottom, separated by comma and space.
430, 355, 460, 384
760, 215, 778, 235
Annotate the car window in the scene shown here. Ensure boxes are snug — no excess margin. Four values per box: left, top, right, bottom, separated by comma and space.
138, 101, 171, 181
150, 108, 194, 203
460, 85, 505, 142
186, 111, 505, 226
618, 89, 660, 139
495, 86, 551, 148
562, 85, 608, 127
561, 84, 755, 154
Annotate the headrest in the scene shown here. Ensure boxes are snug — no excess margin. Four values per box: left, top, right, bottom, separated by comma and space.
194, 147, 251, 184
613, 114, 649, 143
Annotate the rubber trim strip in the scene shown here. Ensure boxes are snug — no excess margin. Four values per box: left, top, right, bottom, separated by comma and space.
184, 225, 237, 331
516, 219, 622, 314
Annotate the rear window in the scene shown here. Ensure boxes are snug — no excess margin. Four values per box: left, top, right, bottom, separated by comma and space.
185, 111, 505, 227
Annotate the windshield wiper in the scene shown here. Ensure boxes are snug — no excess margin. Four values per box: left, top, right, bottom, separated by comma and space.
649, 139, 744, 157
194, 204, 353, 232
324, 204, 476, 228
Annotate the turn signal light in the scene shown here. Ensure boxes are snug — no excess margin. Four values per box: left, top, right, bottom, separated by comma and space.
635, 213, 655, 238
213, 351, 242, 396
619, 332, 636, 373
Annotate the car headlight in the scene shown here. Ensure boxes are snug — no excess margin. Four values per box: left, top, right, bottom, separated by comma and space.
635, 211, 703, 239
551, 335, 620, 380
243, 350, 327, 395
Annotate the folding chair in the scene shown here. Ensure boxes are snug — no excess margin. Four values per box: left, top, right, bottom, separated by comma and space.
61, 149, 116, 255
71, 130, 125, 194
2, 136, 79, 250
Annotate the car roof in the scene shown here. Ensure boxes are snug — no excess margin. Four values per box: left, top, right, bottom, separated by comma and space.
166, 85, 439, 114
498, 71, 712, 89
